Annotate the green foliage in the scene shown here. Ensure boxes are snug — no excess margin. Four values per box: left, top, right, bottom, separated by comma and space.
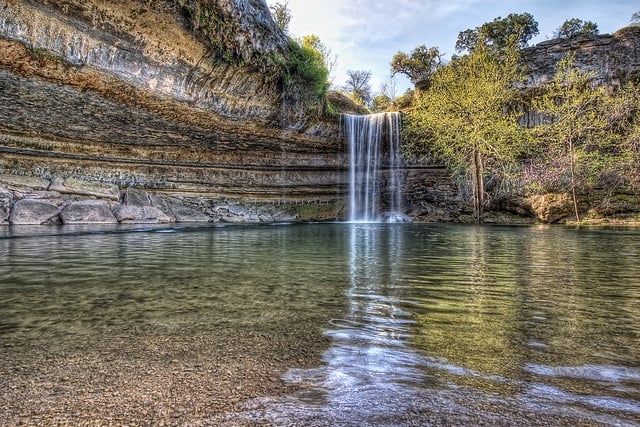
632, 11, 640, 25
371, 94, 393, 113
406, 40, 528, 221
269, 1, 291, 33
530, 55, 633, 220
390, 45, 443, 84
455, 13, 539, 53
553, 18, 599, 39
279, 39, 330, 112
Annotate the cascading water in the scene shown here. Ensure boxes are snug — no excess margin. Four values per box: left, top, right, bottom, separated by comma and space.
344, 112, 409, 223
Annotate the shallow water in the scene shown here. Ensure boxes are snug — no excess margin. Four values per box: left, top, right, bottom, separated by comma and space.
1, 223, 639, 425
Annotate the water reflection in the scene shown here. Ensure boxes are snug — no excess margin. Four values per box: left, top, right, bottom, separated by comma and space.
323, 223, 423, 387
1, 224, 639, 425
239, 224, 640, 426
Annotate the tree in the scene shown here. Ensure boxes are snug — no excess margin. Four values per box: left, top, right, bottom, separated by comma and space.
379, 75, 398, 102
342, 70, 372, 106
390, 45, 443, 85
270, 1, 291, 33
531, 55, 609, 221
632, 11, 640, 25
406, 40, 527, 222
371, 94, 393, 113
299, 34, 338, 85
553, 19, 599, 39
455, 13, 539, 53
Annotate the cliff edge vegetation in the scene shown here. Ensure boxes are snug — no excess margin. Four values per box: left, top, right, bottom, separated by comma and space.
394, 15, 640, 225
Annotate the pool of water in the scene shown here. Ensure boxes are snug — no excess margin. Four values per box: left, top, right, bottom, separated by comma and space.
1, 223, 639, 425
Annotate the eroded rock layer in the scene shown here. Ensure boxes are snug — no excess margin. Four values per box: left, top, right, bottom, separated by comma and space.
0, 0, 348, 222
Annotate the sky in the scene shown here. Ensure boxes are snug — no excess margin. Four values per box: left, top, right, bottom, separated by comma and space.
264, 0, 638, 95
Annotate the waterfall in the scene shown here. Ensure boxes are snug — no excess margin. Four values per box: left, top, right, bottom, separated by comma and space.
344, 112, 409, 223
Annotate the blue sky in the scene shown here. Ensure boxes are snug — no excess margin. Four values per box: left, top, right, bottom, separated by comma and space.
265, 0, 638, 94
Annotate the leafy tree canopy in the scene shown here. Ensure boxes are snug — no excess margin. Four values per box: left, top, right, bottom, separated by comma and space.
455, 12, 539, 53
407, 39, 528, 221
390, 45, 443, 84
299, 34, 338, 84
553, 18, 599, 39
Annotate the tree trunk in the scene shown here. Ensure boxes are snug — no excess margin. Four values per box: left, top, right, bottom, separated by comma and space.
568, 139, 581, 222
471, 148, 484, 223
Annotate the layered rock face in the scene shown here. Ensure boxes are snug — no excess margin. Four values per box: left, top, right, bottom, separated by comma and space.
519, 26, 640, 127
0, 0, 348, 223
523, 26, 640, 87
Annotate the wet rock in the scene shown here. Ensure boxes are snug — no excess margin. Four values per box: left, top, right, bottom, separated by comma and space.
149, 195, 208, 223
379, 211, 413, 223
115, 188, 170, 223
49, 178, 120, 201
0, 188, 14, 224
113, 205, 171, 224
60, 200, 118, 224
9, 198, 63, 225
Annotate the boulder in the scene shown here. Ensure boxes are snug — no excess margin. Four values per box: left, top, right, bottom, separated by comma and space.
123, 188, 153, 206
0, 188, 14, 224
49, 177, 120, 201
149, 194, 208, 223
172, 204, 210, 223
114, 188, 171, 223
60, 200, 118, 224
527, 193, 575, 223
0, 174, 50, 191
9, 198, 63, 225
113, 204, 171, 223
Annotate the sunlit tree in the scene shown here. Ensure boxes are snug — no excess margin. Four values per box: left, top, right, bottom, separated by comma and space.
553, 19, 599, 39
299, 34, 338, 85
406, 40, 528, 222
531, 56, 611, 221
455, 13, 539, 53
391, 45, 443, 85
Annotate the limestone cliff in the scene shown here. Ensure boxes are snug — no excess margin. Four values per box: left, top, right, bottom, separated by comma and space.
519, 26, 640, 128
0, 0, 349, 224
523, 25, 640, 88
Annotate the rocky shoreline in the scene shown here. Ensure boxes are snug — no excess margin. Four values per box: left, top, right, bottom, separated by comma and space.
0, 173, 346, 226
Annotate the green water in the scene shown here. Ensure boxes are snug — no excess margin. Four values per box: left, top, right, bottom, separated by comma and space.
1, 223, 639, 425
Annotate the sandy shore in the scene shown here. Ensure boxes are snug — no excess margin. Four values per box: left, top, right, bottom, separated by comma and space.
0, 327, 329, 426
